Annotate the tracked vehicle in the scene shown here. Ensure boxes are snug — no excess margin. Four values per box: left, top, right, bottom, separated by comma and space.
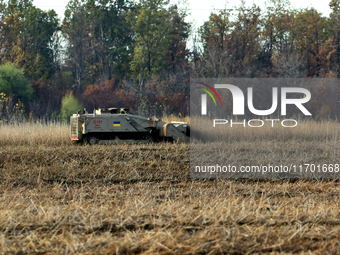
70, 108, 189, 144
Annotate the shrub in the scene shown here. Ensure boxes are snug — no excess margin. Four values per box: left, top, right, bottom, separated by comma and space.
0, 63, 33, 110
60, 92, 83, 122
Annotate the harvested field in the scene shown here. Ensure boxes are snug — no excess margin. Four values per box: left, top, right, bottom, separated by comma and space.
0, 121, 340, 254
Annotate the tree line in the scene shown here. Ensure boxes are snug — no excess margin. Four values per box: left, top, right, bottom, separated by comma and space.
1, 0, 340, 120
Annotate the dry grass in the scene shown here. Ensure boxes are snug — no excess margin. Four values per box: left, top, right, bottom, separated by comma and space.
191, 116, 340, 142
0, 114, 187, 146
190, 117, 340, 178
0, 122, 70, 146
1, 120, 340, 254
3, 178, 340, 254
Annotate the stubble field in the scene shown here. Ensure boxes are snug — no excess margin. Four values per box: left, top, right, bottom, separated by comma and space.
1, 121, 340, 254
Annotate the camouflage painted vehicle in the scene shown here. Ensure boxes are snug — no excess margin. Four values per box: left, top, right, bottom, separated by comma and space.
70, 108, 189, 144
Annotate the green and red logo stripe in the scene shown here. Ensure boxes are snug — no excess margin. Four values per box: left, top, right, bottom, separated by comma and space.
197, 82, 222, 106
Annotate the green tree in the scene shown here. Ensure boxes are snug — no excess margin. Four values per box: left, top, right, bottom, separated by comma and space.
0, 63, 32, 110
63, 3, 92, 92
261, 0, 292, 72
129, 0, 172, 90
0, 0, 59, 81
63, 0, 134, 91
60, 92, 83, 122
294, 8, 328, 76
86, 0, 134, 81
164, 4, 190, 74
230, 3, 262, 77
198, 10, 232, 77
329, 0, 340, 76
198, 2, 262, 77
199, 10, 230, 53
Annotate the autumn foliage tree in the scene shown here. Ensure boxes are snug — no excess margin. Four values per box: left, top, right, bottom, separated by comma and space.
83, 79, 136, 112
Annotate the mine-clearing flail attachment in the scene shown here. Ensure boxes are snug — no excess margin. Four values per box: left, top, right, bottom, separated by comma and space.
159, 122, 190, 143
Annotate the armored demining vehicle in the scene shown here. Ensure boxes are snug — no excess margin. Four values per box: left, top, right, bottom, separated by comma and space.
70, 108, 189, 144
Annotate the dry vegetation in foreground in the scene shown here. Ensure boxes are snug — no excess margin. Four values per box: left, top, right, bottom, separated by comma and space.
191, 118, 340, 178
0, 122, 70, 146
1, 121, 340, 254
0, 114, 189, 146
191, 117, 340, 142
